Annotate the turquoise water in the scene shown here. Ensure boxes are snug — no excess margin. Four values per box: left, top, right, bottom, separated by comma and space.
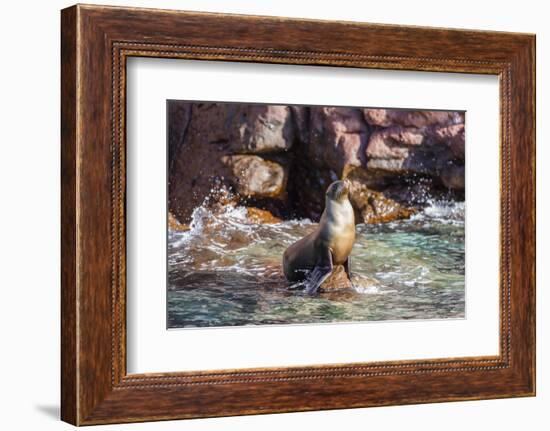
167, 201, 465, 328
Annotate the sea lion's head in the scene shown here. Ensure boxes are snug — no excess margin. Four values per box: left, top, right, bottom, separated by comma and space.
326, 180, 350, 203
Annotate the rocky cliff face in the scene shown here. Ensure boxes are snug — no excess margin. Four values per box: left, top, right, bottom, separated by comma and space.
168, 101, 465, 225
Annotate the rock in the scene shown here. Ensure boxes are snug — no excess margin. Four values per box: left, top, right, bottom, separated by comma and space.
359, 192, 416, 224
169, 103, 293, 224
440, 162, 465, 189
186, 103, 233, 148
363, 109, 464, 128
222, 155, 288, 199
319, 265, 353, 291
176, 103, 295, 154
347, 169, 415, 224
366, 126, 426, 172
366, 126, 446, 175
347, 177, 416, 224
246, 207, 282, 224
287, 167, 338, 221
169, 104, 236, 223
230, 105, 295, 153
289, 105, 310, 144
363, 110, 465, 189
190, 103, 295, 154
431, 123, 465, 160
169, 103, 465, 225
309, 107, 368, 176
167, 101, 192, 173
168, 212, 190, 232
365, 124, 465, 189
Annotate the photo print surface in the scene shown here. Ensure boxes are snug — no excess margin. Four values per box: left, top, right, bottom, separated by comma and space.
167, 101, 465, 328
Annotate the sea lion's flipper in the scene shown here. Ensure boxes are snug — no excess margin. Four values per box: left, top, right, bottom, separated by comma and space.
304, 248, 333, 295
344, 256, 355, 288
303, 266, 332, 295
344, 256, 352, 278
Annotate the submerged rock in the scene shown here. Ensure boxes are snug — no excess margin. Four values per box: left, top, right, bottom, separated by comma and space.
319, 265, 353, 292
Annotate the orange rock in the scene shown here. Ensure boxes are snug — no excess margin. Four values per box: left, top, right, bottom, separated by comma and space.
359, 197, 416, 224
346, 173, 416, 224
246, 207, 282, 224
168, 212, 190, 232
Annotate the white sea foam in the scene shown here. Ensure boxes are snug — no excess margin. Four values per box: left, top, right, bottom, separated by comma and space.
412, 199, 465, 224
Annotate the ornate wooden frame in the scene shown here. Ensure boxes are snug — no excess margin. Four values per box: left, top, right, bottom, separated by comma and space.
61, 4, 536, 425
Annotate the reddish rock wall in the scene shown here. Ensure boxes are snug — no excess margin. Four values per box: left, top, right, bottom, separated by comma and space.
168, 101, 465, 224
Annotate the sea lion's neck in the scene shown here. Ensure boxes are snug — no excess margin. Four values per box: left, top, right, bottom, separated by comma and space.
323, 197, 354, 226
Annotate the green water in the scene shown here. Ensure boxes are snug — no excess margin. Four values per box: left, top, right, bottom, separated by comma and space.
167, 201, 465, 328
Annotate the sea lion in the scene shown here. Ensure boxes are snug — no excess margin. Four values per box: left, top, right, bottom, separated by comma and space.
283, 180, 356, 294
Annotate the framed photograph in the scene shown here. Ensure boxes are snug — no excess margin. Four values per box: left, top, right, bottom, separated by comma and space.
61, 4, 536, 425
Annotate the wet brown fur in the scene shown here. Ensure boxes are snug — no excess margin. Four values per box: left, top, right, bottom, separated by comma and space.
283, 180, 355, 281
